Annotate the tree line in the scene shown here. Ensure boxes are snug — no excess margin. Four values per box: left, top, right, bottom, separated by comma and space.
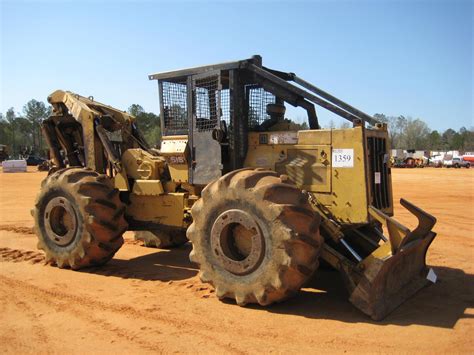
0, 98, 472, 158
328, 114, 473, 152
372, 114, 474, 151
0, 100, 51, 157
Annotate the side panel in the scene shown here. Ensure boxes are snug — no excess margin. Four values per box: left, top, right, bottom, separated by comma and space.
282, 145, 332, 193
245, 128, 371, 225
243, 131, 332, 192
126, 193, 187, 228
244, 131, 297, 169
328, 127, 369, 224
160, 136, 189, 183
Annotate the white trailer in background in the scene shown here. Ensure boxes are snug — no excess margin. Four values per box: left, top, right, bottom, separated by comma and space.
391, 149, 405, 160
1, 160, 27, 173
407, 150, 428, 159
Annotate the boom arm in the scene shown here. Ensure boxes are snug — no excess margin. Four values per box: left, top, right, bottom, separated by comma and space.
44, 90, 146, 172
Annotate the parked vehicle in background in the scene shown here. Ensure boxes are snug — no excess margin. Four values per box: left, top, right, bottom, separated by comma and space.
462, 154, 474, 163
443, 157, 470, 168
37, 160, 51, 171
0, 145, 9, 162
25, 155, 47, 166
391, 149, 428, 168
429, 155, 444, 167
392, 157, 425, 168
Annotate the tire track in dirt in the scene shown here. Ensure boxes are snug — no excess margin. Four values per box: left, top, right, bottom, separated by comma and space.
0, 246, 397, 351
0, 225, 35, 235
0, 246, 299, 349
0, 285, 51, 346
0, 246, 201, 288
0, 334, 38, 353
0, 275, 179, 353
0, 252, 263, 345
0, 247, 45, 263
0, 246, 206, 293
0, 275, 246, 354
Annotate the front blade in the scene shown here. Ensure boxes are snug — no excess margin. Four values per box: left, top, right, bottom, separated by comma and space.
349, 200, 437, 320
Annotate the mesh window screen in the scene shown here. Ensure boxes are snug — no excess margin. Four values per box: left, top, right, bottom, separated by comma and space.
246, 85, 276, 130
194, 75, 220, 131
221, 89, 230, 126
162, 80, 188, 132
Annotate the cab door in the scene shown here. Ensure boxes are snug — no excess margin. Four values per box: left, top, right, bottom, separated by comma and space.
188, 71, 222, 185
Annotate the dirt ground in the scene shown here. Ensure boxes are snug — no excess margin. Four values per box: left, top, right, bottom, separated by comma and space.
0, 167, 472, 353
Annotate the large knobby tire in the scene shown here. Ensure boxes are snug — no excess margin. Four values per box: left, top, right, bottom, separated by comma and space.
187, 168, 322, 306
33, 168, 128, 269
134, 228, 188, 248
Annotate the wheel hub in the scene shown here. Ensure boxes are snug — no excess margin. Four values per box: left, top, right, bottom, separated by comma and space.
210, 209, 265, 275
44, 197, 77, 246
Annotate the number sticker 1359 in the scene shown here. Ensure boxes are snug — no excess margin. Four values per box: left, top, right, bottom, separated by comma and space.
332, 149, 354, 168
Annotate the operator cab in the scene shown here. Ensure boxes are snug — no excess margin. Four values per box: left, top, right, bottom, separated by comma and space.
149, 55, 322, 186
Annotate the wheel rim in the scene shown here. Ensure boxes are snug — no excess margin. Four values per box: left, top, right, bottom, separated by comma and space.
210, 209, 265, 276
44, 197, 77, 246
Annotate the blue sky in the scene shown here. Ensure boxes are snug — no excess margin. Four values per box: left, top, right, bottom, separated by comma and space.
1, 0, 472, 131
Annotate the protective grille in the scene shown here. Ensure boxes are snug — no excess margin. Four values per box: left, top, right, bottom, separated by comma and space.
246, 85, 275, 130
221, 88, 230, 126
367, 136, 390, 209
194, 75, 219, 131
162, 81, 188, 132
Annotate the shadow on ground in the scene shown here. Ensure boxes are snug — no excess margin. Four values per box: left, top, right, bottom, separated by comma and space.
259, 266, 474, 329
80, 243, 198, 282
81, 243, 473, 329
